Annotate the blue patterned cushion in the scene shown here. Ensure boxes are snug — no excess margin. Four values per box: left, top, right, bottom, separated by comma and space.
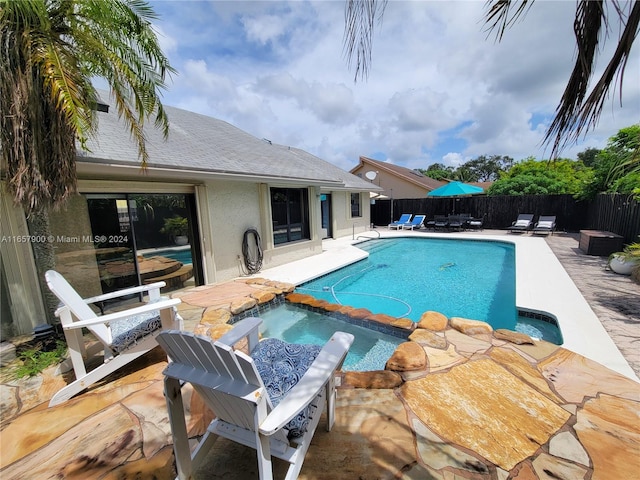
251, 338, 322, 438
110, 311, 162, 353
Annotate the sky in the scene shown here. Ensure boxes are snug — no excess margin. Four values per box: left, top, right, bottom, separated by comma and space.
146, 0, 640, 173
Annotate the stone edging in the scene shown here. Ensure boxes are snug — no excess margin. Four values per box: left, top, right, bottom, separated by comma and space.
189, 278, 536, 390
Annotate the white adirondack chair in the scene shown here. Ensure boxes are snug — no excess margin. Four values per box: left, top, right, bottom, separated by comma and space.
45, 270, 183, 407
157, 317, 354, 480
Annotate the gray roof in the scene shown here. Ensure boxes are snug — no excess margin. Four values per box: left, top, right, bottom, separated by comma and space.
79, 90, 376, 191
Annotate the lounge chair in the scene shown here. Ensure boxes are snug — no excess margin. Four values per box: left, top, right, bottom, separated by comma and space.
45, 270, 182, 406
508, 214, 534, 233
533, 215, 556, 235
388, 213, 412, 230
466, 214, 485, 230
433, 215, 449, 231
157, 317, 354, 480
402, 214, 426, 230
447, 215, 464, 231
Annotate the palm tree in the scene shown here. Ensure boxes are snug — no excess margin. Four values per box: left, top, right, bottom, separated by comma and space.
1, 0, 175, 321
343, 0, 639, 158
0, 0, 175, 214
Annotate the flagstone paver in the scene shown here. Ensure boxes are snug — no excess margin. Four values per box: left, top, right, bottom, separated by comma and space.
1, 234, 639, 479
545, 233, 640, 377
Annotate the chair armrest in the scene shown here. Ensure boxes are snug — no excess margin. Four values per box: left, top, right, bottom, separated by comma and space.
61, 298, 181, 330
218, 317, 262, 352
82, 282, 167, 305
258, 331, 354, 436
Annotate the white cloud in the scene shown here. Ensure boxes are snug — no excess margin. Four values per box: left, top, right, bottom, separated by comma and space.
149, 0, 639, 171
443, 153, 466, 168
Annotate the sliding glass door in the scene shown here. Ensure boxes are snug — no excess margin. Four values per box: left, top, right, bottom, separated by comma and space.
48, 192, 201, 303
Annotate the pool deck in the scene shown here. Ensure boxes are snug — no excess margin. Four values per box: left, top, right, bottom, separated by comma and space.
1, 229, 639, 479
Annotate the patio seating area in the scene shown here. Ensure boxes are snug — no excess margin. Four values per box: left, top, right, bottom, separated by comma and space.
1, 231, 638, 479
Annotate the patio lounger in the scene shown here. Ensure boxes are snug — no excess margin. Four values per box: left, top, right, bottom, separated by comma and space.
402, 214, 426, 230
45, 270, 183, 406
533, 215, 556, 235
433, 215, 449, 231
389, 213, 412, 230
509, 214, 534, 233
157, 317, 354, 480
466, 215, 485, 230
447, 215, 464, 231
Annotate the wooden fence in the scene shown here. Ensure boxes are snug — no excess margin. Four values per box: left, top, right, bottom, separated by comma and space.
370, 193, 639, 244
587, 193, 640, 244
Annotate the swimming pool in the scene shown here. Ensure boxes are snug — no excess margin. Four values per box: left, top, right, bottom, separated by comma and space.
298, 238, 518, 330
142, 248, 192, 265
257, 303, 404, 371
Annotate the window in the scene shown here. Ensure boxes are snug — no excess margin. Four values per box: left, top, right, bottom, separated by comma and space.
351, 193, 361, 217
271, 188, 310, 245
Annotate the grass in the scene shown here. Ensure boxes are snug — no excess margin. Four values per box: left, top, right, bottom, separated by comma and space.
13, 341, 67, 379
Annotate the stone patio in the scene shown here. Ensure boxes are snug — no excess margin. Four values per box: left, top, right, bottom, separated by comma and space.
1, 232, 639, 479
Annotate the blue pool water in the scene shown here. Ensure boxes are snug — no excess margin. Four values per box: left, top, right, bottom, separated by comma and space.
299, 238, 518, 330
258, 304, 404, 371
257, 238, 561, 371
143, 248, 192, 265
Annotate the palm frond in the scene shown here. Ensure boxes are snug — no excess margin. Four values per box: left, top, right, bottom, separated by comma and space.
483, 0, 534, 41
1, 0, 174, 212
343, 0, 387, 82
544, 0, 640, 157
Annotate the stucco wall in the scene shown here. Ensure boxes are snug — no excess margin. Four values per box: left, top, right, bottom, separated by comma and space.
204, 181, 329, 283
204, 180, 262, 282
330, 191, 372, 239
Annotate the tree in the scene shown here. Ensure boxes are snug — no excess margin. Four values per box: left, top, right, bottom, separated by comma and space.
459, 155, 514, 182
583, 124, 640, 197
577, 147, 602, 168
1, 0, 174, 321
486, 157, 594, 196
1, 0, 175, 215
343, 0, 639, 158
419, 163, 454, 181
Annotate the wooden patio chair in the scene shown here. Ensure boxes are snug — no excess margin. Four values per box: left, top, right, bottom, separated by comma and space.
156, 317, 354, 480
45, 270, 182, 407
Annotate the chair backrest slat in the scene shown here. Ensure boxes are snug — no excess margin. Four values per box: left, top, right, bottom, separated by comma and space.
158, 330, 270, 432
45, 270, 110, 343
213, 340, 250, 382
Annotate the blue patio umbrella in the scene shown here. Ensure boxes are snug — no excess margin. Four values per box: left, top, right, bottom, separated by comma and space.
427, 181, 484, 214
427, 181, 484, 197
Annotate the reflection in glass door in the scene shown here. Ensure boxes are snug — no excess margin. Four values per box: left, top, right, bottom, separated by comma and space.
86, 195, 139, 293
130, 193, 201, 289
49, 192, 202, 303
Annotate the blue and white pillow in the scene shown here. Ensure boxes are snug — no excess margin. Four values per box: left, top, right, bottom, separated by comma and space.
110, 311, 162, 353
251, 338, 321, 438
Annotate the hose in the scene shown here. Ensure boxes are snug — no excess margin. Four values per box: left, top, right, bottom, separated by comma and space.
242, 228, 263, 274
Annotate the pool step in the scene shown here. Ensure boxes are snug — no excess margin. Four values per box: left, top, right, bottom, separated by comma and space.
144, 264, 193, 290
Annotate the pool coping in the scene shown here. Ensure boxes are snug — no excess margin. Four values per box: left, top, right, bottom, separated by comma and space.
256, 230, 638, 382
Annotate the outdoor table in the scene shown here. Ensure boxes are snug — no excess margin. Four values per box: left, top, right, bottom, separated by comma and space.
579, 230, 624, 256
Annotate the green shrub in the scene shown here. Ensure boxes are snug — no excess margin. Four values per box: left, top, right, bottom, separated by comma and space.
14, 341, 67, 378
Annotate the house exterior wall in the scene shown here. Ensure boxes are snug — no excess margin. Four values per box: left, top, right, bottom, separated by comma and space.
1, 179, 371, 335
0, 184, 47, 336
202, 180, 263, 282
351, 165, 428, 199
329, 191, 372, 239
